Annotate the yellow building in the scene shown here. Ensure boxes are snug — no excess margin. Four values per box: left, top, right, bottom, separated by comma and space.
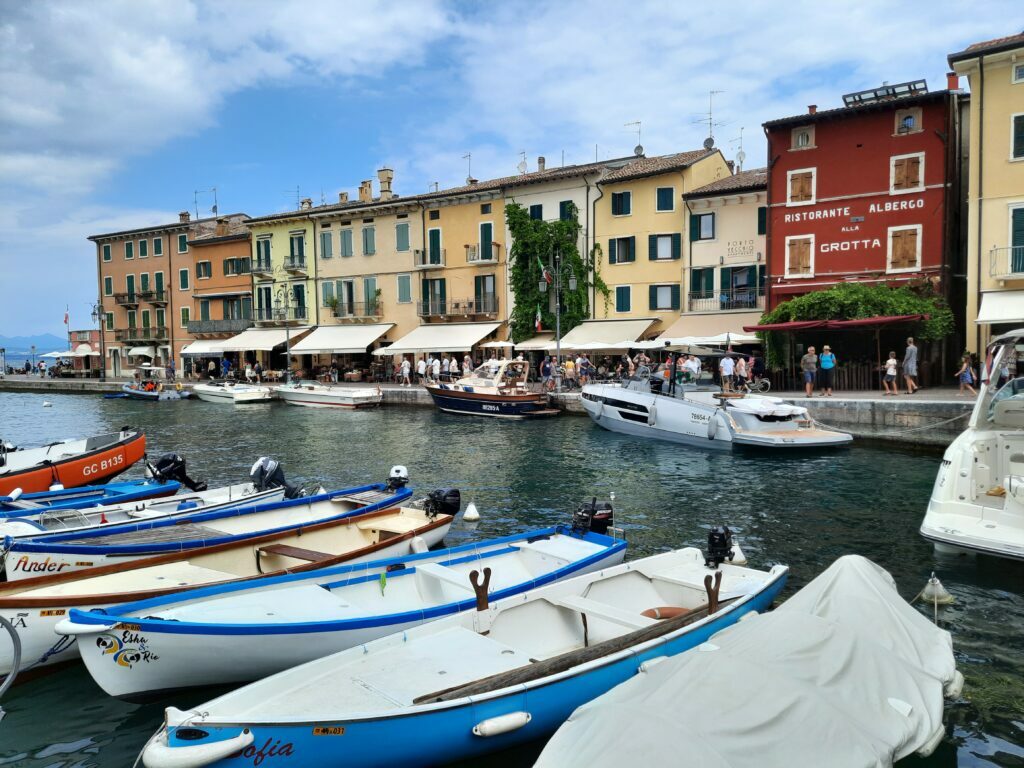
950, 33, 1024, 351
247, 204, 318, 326
593, 150, 732, 335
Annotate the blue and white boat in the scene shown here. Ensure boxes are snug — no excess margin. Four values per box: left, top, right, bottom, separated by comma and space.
0, 478, 181, 514
426, 360, 558, 418
140, 547, 788, 768
2, 470, 412, 581
61, 522, 626, 699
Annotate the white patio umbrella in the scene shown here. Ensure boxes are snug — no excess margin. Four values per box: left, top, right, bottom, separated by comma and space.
479, 340, 515, 348
40, 350, 71, 358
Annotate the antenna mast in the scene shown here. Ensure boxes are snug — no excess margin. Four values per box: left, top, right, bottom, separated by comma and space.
463, 153, 472, 184
625, 121, 643, 156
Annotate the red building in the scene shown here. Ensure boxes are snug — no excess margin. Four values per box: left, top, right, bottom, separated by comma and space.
763, 79, 963, 310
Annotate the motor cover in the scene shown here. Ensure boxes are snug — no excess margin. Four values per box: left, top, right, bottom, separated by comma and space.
705, 525, 735, 568
423, 488, 460, 518
573, 497, 614, 535
149, 453, 208, 492
249, 457, 303, 499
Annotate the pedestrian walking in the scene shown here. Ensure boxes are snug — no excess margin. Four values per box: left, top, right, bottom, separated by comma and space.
463, 354, 473, 374
221, 356, 232, 379
449, 357, 460, 379
955, 355, 977, 397
800, 346, 818, 398
734, 355, 748, 390
416, 356, 426, 385
818, 345, 836, 397
441, 355, 450, 381
541, 356, 553, 391
903, 337, 919, 395
431, 355, 441, 382
881, 352, 899, 395
253, 361, 263, 383
719, 354, 735, 392
400, 356, 411, 387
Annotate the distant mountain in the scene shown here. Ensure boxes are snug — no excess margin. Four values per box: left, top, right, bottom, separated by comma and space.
0, 333, 69, 352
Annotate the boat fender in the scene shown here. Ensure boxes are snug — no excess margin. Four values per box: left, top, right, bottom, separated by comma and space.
640, 606, 690, 620
472, 712, 532, 738
410, 536, 428, 554
6, 489, 22, 502
646, 405, 657, 426
142, 727, 253, 768
707, 412, 718, 440
49, 483, 65, 492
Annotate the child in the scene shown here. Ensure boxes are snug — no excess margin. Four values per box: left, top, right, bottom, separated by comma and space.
882, 352, 899, 395
955, 355, 977, 397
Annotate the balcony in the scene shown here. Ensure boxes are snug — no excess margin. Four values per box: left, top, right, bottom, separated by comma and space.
149, 290, 169, 305
114, 326, 169, 343
252, 258, 273, 276
114, 292, 139, 307
254, 306, 308, 325
687, 288, 766, 313
187, 318, 253, 336
990, 246, 1024, 280
330, 302, 382, 322
414, 248, 446, 268
466, 242, 500, 264
417, 294, 498, 319
284, 255, 307, 274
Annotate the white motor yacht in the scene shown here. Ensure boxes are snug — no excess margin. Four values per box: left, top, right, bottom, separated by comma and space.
193, 380, 276, 404
581, 371, 852, 450
274, 380, 383, 409
921, 328, 1024, 561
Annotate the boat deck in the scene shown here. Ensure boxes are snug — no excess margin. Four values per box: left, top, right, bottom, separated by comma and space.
334, 490, 392, 506
66, 521, 222, 546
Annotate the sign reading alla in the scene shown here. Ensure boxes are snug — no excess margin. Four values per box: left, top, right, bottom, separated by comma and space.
781, 197, 926, 253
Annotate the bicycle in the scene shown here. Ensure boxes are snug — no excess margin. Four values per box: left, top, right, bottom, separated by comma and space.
741, 376, 771, 394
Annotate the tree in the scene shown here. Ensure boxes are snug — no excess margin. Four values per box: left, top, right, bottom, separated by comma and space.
505, 202, 608, 342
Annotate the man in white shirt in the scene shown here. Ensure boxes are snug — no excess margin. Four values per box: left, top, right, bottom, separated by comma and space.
431, 356, 441, 382
416, 356, 426, 385
441, 355, 450, 381
719, 354, 735, 392
399, 357, 411, 387
464, 354, 473, 374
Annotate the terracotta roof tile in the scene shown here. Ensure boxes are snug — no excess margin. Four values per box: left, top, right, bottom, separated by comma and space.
949, 32, 1024, 63
685, 167, 767, 198
600, 149, 716, 182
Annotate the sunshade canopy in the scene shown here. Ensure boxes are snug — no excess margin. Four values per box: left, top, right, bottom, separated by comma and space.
555, 318, 657, 348
479, 340, 515, 348
217, 327, 311, 352
73, 344, 100, 357
372, 322, 500, 355
658, 314, 761, 343
40, 350, 69, 358
743, 314, 926, 333
512, 333, 556, 351
127, 346, 156, 357
180, 340, 225, 356
977, 292, 1024, 325
290, 324, 394, 354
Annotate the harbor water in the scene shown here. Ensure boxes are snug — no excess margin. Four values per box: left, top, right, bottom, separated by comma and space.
0, 391, 1021, 767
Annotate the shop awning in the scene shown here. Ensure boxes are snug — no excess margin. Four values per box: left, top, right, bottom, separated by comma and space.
128, 346, 156, 357
658, 314, 762, 342
977, 291, 1024, 325
512, 333, 556, 351
291, 324, 394, 354
372, 322, 500, 355
180, 340, 226, 356
742, 320, 826, 332
554, 319, 658, 350
744, 315, 927, 332
217, 327, 312, 352
73, 344, 100, 357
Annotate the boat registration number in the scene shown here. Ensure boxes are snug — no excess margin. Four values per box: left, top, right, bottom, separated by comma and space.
82, 453, 125, 477
481, 405, 499, 412
312, 727, 345, 736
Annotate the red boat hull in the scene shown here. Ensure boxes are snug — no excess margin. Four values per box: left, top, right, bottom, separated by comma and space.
0, 431, 147, 495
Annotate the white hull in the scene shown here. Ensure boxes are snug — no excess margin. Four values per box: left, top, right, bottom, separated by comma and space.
193, 384, 276, 404
275, 383, 382, 409
581, 382, 852, 450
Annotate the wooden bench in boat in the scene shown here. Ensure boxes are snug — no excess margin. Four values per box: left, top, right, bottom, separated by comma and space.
554, 595, 657, 630
257, 543, 335, 562
415, 562, 475, 591
331, 490, 395, 506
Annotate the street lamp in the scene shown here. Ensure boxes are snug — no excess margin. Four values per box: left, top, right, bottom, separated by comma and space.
30, 344, 36, 375
90, 299, 106, 381
274, 288, 293, 385
538, 247, 577, 393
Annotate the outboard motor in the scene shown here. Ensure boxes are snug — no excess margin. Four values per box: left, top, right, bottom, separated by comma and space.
704, 525, 735, 568
573, 497, 614, 535
249, 457, 303, 499
147, 453, 208, 492
423, 488, 461, 519
386, 465, 410, 493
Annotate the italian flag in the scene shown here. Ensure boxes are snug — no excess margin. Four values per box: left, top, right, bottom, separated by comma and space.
537, 256, 552, 284
535, 305, 543, 332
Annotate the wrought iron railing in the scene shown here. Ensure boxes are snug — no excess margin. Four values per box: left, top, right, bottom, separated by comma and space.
414, 248, 445, 268
417, 294, 498, 317
187, 318, 253, 334
687, 288, 766, 313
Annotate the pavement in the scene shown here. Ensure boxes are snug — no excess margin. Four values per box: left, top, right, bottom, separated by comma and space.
770, 387, 974, 404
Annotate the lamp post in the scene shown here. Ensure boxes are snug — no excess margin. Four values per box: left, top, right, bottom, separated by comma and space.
90, 299, 106, 381
274, 288, 292, 385
30, 344, 36, 375
538, 247, 577, 393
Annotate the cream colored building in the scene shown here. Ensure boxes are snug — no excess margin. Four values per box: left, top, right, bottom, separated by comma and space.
950, 33, 1024, 351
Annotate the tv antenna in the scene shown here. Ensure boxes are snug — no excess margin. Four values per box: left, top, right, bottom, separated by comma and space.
730, 127, 746, 171
517, 151, 527, 175
463, 153, 472, 184
693, 90, 727, 149
625, 121, 643, 156
193, 187, 219, 219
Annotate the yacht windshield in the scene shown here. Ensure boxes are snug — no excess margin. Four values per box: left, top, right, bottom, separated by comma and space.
983, 340, 1023, 425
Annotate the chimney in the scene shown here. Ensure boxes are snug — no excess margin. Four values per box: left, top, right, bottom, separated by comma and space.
338, 192, 349, 204
377, 167, 395, 200
179, 211, 191, 223
946, 72, 959, 91
808, 105, 817, 115
299, 197, 313, 211
215, 217, 228, 236
358, 180, 373, 203
537, 156, 546, 172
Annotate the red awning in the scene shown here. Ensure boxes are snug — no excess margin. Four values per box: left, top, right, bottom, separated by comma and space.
744, 314, 927, 333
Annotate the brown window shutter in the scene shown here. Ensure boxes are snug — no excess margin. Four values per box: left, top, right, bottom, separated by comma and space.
788, 240, 800, 272
799, 239, 811, 272
906, 157, 920, 187
893, 158, 907, 190
790, 173, 810, 203
891, 229, 917, 269
789, 238, 811, 273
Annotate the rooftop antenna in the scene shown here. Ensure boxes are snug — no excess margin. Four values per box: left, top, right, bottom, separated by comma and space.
693, 90, 726, 150
729, 127, 746, 171
193, 190, 200, 221
517, 151, 528, 175
625, 121, 643, 156
320, 186, 326, 206
595, 143, 598, 162
561, 149, 565, 167
211, 187, 218, 216
463, 153, 472, 185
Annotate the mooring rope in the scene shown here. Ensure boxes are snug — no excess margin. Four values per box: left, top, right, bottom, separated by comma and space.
809, 410, 970, 438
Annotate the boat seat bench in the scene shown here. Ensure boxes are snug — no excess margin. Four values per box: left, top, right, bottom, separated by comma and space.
415, 562, 475, 591
257, 543, 335, 562
554, 595, 657, 630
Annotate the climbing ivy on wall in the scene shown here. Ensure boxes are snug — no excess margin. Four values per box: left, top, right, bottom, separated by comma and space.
505, 202, 608, 342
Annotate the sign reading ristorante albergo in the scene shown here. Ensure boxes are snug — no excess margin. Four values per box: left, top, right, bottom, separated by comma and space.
764, 87, 957, 309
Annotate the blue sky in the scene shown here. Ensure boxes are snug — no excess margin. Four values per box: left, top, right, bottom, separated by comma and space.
0, 0, 1019, 336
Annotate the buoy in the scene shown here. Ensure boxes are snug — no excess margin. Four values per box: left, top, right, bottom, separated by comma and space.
42, 401, 52, 407
730, 543, 748, 566
48, 483, 64, 492
917, 573, 954, 605
463, 501, 480, 522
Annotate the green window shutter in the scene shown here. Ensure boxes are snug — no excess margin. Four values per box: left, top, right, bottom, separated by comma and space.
396, 223, 410, 251
757, 206, 767, 235
153, 238, 162, 256
689, 269, 701, 293
670, 284, 680, 310
671, 233, 682, 260
720, 266, 731, 290
628, 236, 636, 262
758, 265, 766, 289
747, 266, 758, 290
689, 214, 699, 242
140, 273, 150, 292
222, 299, 230, 319
142, 311, 151, 328
530, 204, 543, 220
322, 281, 334, 305
439, 278, 446, 304
608, 238, 617, 264
656, 187, 673, 211
559, 200, 572, 221
242, 297, 252, 318
139, 239, 148, 258
648, 285, 658, 310
428, 229, 442, 262
623, 192, 632, 215
648, 234, 658, 260
480, 222, 493, 258
615, 286, 630, 312
703, 268, 714, 293
422, 279, 430, 306
1014, 115, 1024, 159
611, 194, 620, 216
